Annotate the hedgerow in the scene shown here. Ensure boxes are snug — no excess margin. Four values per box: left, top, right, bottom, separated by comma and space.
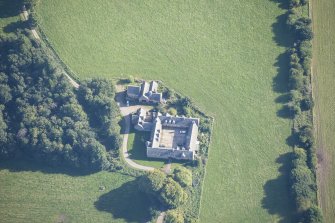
285, 0, 323, 221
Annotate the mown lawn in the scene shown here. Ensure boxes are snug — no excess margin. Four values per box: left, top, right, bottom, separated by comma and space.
0, 160, 151, 223
312, 0, 335, 222
34, 0, 295, 222
127, 130, 166, 168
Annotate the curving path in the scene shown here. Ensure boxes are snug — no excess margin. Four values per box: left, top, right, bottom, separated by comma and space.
121, 114, 154, 171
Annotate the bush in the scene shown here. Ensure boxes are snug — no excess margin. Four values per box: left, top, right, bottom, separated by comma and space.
168, 107, 178, 116
297, 125, 314, 148
301, 96, 314, 111
299, 41, 312, 60
289, 0, 301, 8
300, 0, 309, 6
292, 148, 308, 167
165, 209, 184, 223
173, 166, 192, 187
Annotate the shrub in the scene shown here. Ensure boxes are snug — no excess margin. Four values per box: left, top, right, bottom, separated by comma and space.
168, 107, 178, 116
299, 41, 312, 60
300, 0, 309, 6
298, 125, 314, 148
165, 209, 184, 223
301, 96, 314, 111
292, 148, 308, 167
289, 0, 301, 8
287, 9, 299, 26
173, 166, 192, 187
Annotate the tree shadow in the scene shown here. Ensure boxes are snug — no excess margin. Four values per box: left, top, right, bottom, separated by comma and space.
3, 20, 26, 33
272, 52, 291, 94
262, 152, 296, 223
0, 158, 96, 177
0, 0, 23, 18
95, 179, 153, 223
276, 104, 294, 119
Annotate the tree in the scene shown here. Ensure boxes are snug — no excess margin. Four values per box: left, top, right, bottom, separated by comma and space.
160, 178, 188, 209
173, 166, 192, 187
304, 205, 323, 223
138, 170, 167, 196
165, 209, 184, 223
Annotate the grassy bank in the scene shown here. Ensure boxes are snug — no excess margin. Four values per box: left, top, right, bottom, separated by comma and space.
35, 0, 295, 221
312, 0, 335, 222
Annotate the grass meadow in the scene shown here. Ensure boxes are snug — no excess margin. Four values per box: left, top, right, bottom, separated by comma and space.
312, 0, 335, 222
0, 160, 152, 223
35, 0, 296, 222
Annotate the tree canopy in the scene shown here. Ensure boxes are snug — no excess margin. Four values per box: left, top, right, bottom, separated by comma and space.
0, 31, 121, 172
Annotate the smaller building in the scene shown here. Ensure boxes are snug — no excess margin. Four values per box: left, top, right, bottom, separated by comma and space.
126, 81, 163, 104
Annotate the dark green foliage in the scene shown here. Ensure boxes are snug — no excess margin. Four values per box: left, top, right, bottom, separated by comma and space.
173, 166, 192, 187
289, 0, 301, 8
290, 149, 317, 214
301, 96, 314, 111
293, 18, 313, 41
138, 170, 188, 209
78, 79, 122, 150
0, 32, 120, 171
304, 205, 324, 223
297, 125, 314, 148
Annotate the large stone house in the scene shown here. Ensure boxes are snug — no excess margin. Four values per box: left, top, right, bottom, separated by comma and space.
126, 81, 163, 104
132, 108, 199, 160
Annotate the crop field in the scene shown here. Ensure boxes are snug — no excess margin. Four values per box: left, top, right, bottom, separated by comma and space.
0, 160, 151, 223
34, 0, 297, 222
312, 0, 335, 222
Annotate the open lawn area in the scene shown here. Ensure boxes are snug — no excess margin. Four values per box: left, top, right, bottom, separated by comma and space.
35, 0, 296, 222
312, 0, 335, 222
127, 130, 166, 169
0, 160, 151, 223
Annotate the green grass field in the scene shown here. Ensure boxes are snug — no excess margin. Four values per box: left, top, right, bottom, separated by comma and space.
312, 0, 335, 222
35, 0, 295, 222
0, 160, 152, 223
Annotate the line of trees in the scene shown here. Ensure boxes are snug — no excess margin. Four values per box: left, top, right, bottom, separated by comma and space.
285, 1, 323, 222
0, 30, 121, 172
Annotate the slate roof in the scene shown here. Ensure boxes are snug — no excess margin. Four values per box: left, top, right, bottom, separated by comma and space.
127, 85, 141, 98
126, 81, 162, 103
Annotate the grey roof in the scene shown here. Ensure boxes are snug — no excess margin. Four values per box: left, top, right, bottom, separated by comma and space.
149, 81, 158, 92
127, 81, 163, 103
147, 147, 194, 160
127, 85, 141, 98
149, 93, 162, 103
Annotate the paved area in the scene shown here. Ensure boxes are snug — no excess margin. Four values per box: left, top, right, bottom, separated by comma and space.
156, 212, 166, 223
